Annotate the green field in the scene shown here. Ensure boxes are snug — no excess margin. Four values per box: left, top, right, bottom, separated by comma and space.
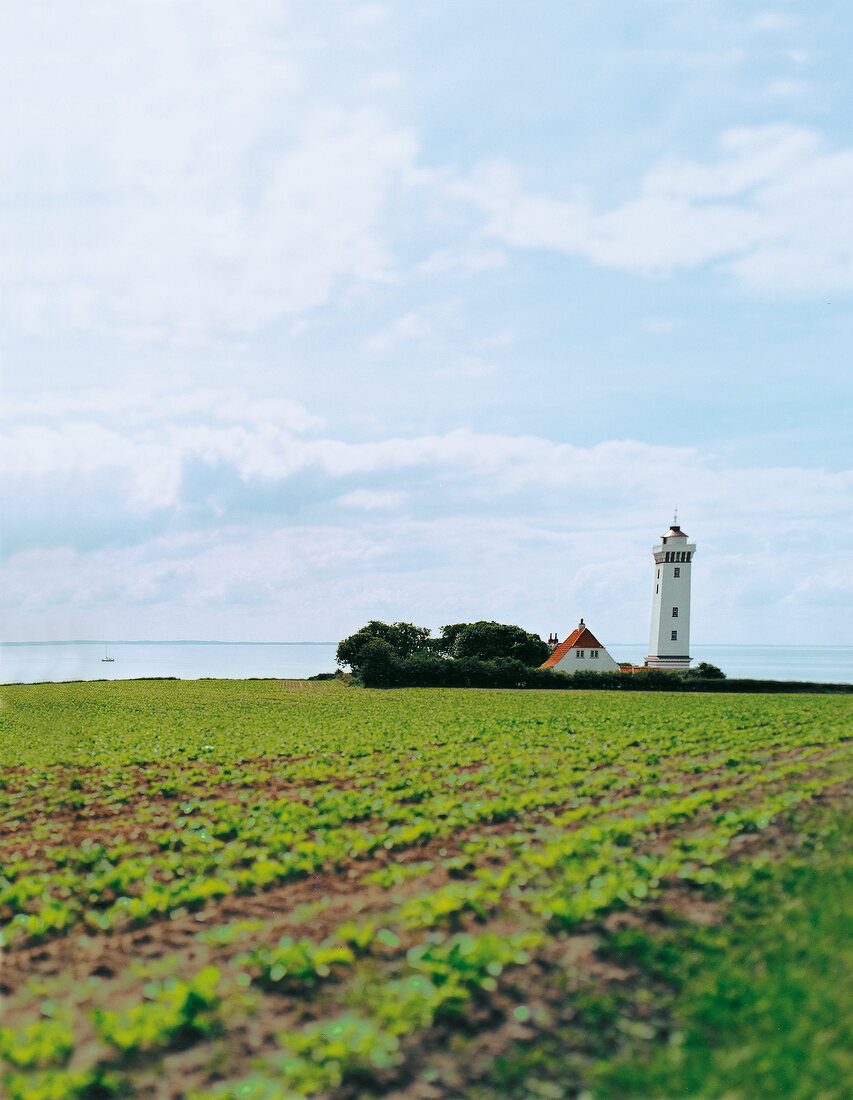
1, 680, 851, 1099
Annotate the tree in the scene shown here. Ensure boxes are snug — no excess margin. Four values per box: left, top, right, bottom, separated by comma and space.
690, 661, 726, 680
336, 620, 431, 674
430, 623, 471, 658
357, 639, 398, 687
451, 621, 550, 667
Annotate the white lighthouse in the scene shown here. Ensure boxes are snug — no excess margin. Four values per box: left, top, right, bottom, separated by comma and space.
645, 516, 696, 671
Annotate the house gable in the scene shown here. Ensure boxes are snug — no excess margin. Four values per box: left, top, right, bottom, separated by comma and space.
541, 619, 620, 674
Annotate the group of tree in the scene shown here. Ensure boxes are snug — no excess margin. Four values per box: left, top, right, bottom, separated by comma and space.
685, 661, 727, 680
334, 620, 748, 690
336, 620, 550, 678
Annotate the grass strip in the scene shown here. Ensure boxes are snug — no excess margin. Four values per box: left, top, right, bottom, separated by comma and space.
590, 800, 853, 1100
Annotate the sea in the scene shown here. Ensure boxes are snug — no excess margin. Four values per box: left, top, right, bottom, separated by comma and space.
1, 641, 851, 686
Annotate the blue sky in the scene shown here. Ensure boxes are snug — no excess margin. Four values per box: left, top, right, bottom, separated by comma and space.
2, 1, 851, 646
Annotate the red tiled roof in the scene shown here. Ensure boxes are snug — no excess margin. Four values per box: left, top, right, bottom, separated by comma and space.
540, 623, 605, 668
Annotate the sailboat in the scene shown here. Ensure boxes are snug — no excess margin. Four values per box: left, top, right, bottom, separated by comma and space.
102, 641, 115, 663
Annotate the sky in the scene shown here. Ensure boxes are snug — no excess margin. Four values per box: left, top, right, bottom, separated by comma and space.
2, 0, 852, 647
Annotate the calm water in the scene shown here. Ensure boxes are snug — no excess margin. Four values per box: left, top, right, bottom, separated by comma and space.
1, 641, 851, 685
0, 642, 339, 685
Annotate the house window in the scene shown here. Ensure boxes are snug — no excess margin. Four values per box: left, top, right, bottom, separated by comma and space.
672, 606, 678, 617
576, 650, 584, 659
674, 567, 680, 577
590, 650, 599, 659
671, 630, 678, 641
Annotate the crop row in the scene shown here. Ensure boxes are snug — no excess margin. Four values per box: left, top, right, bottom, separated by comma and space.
3, 743, 845, 945
3, 772, 842, 1100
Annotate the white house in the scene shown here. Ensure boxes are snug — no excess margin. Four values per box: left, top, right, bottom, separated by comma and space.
645, 517, 696, 671
540, 619, 620, 674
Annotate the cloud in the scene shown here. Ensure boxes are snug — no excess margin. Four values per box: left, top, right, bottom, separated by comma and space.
433, 356, 497, 380
751, 12, 798, 32
2, 0, 848, 352
1, 389, 322, 433
0, 4, 418, 339
340, 489, 407, 510
3, 391, 851, 645
643, 318, 678, 334
365, 311, 432, 353
4, 401, 852, 525
452, 125, 853, 292
417, 247, 508, 277
1, 7, 850, 649
6, 479, 852, 645
764, 79, 810, 99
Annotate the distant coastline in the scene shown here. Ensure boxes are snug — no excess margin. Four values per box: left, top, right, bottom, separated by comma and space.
3, 640, 849, 649
2, 642, 851, 685
0, 640, 338, 646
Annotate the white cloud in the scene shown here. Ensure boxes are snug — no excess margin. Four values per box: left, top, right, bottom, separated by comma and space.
751, 12, 798, 32
438, 356, 498, 379
644, 318, 678, 334
1, 388, 322, 433
4, 408, 852, 524
764, 79, 810, 99
418, 247, 508, 276
3, 389, 851, 651
349, 4, 388, 26
365, 311, 432, 353
5, 474, 852, 645
340, 489, 407, 510
1, 355, 850, 642
453, 126, 853, 292
0, 4, 418, 339
361, 70, 404, 94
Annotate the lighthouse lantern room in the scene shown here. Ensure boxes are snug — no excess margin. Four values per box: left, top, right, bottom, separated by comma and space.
645, 515, 696, 671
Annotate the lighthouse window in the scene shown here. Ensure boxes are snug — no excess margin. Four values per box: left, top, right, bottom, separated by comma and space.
671, 630, 678, 641
655, 584, 659, 593
674, 567, 680, 577
672, 607, 678, 617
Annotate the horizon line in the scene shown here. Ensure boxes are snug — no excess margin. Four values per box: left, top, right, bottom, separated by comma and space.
1, 640, 851, 650
0, 639, 338, 646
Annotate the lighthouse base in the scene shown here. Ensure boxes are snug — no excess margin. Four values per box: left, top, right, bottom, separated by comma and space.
644, 655, 691, 671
